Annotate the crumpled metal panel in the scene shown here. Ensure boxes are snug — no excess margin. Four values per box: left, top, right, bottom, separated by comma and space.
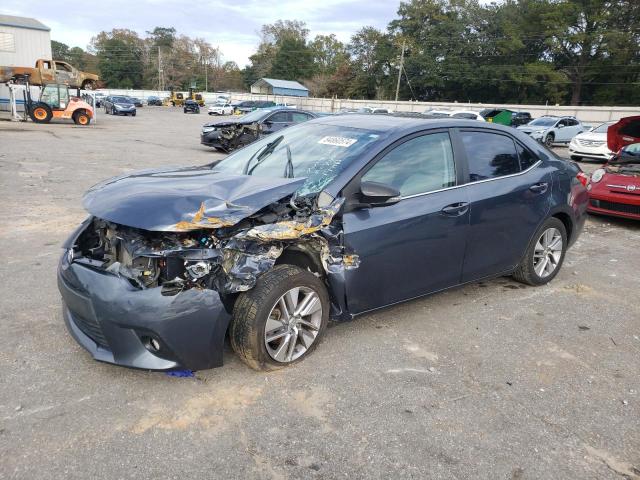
82, 166, 306, 232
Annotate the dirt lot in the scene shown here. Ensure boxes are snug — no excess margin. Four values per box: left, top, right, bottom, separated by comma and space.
0, 107, 639, 480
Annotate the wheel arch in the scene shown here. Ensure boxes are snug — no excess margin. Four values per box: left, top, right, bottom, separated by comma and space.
275, 245, 324, 276
551, 210, 573, 243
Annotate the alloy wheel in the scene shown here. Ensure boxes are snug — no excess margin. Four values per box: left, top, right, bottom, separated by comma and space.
533, 227, 563, 278
264, 287, 322, 363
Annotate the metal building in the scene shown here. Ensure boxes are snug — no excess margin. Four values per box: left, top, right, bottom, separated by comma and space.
0, 14, 51, 67
250, 78, 309, 98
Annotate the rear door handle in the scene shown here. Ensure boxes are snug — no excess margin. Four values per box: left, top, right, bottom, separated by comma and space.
529, 182, 548, 194
441, 202, 469, 216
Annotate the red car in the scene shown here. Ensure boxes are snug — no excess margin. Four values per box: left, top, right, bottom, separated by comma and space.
587, 116, 640, 220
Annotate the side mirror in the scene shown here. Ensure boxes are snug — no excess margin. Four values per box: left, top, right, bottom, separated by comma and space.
557, 124, 564, 129
353, 181, 401, 209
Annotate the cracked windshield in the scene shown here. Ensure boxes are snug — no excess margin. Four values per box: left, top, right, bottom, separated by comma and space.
213, 123, 381, 195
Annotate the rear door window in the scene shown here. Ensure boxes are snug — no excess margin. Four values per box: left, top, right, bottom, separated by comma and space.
460, 131, 520, 182
266, 111, 291, 123
291, 112, 312, 123
516, 143, 538, 170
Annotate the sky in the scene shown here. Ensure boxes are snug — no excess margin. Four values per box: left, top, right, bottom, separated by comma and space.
2, 0, 405, 66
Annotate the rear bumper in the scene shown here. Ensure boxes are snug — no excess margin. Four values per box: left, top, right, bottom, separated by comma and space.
58, 252, 232, 371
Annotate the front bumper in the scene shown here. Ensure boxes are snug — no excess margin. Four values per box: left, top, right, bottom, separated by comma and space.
587, 190, 640, 220
568, 143, 612, 161
114, 107, 136, 115
201, 130, 222, 148
58, 251, 232, 371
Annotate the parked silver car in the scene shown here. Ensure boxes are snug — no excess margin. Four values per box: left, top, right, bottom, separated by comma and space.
517, 116, 584, 147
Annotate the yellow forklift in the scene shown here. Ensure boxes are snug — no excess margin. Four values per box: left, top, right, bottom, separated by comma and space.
163, 87, 185, 107
187, 87, 205, 107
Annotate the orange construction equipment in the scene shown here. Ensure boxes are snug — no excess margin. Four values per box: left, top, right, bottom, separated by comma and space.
23, 78, 94, 125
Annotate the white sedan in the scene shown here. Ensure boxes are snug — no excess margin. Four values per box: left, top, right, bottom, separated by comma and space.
450, 110, 486, 121
208, 103, 234, 115
568, 121, 616, 161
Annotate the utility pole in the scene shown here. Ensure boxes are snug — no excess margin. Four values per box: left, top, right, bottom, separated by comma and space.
157, 46, 162, 91
204, 57, 208, 92
395, 40, 406, 102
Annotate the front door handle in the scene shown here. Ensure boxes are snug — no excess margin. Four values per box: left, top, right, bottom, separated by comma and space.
529, 182, 548, 194
441, 202, 469, 216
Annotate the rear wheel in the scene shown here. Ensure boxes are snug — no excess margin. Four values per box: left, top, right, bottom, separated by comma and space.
230, 265, 329, 371
29, 102, 52, 123
513, 217, 567, 286
73, 110, 90, 125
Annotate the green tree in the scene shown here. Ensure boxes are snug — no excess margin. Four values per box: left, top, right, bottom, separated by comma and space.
91, 29, 144, 88
269, 36, 315, 80
310, 34, 347, 75
348, 27, 396, 99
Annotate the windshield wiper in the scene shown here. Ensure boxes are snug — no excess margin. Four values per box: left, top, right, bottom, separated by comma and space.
284, 145, 294, 178
243, 135, 284, 175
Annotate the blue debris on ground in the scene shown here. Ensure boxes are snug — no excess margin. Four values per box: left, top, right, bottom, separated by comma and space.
165, 370, 194, 378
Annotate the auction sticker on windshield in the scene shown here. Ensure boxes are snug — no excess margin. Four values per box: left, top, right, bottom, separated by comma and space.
318, 136, 358, 147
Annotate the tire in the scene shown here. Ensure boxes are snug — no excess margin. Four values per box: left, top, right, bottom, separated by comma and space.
132, 111, 136, 117
73, 110, 91, 126
230, 265, 329, 371
29, 102, 52, 123
81, 80, 95, 90
544, 133, 555, 148
513, 217, 567, 286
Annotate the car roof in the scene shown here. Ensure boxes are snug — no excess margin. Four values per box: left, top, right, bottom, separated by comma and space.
311, 113, 514, 134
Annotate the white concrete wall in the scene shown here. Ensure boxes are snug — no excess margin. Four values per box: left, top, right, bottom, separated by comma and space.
0, 25, 51, 67
74, 88, 640, 124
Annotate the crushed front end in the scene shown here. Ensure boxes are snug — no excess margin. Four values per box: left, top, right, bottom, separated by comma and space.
58, 192, 357, 371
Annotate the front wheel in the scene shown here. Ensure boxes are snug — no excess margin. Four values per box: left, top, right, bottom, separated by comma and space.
544, 133, 555, 148
29, 102, 53, 123
230, 265, 329, 371
513, 217, 567, 286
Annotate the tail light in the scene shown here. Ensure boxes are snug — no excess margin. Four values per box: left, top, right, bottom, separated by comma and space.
576, 172, 589, 187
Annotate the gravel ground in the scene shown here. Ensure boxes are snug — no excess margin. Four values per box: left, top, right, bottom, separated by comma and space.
0, 108, 639, 480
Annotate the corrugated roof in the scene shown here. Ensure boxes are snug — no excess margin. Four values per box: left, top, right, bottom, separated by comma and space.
254, 78, 309, 91
0, 14, 50, 32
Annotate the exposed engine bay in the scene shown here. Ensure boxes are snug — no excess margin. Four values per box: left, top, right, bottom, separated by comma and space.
71, 194, 359, 299
217, 122, 262, 151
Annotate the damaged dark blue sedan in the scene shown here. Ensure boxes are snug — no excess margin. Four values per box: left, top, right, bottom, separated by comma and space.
58, 115, 588, 371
